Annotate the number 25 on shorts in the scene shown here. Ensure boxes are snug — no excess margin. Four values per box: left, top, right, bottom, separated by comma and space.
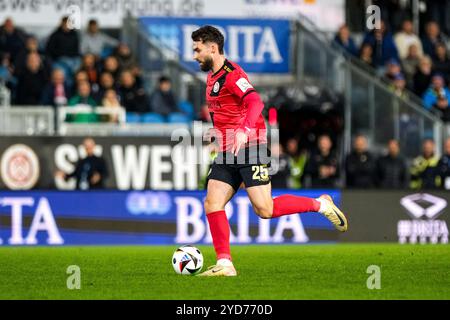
252, 165, 269, 182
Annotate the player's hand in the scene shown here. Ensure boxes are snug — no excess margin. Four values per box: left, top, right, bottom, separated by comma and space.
232, 130, 248, 156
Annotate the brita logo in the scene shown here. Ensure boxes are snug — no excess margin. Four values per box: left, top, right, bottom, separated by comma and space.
398, 193, 449, 244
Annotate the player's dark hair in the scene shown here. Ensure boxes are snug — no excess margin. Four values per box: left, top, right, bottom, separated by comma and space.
191, 25, 224, 54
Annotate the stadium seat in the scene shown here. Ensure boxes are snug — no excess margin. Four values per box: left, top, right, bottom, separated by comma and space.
178, 101, 195, 120
142, 112, 165, 123
168, 113, 190, 124
126, 113, 141, 123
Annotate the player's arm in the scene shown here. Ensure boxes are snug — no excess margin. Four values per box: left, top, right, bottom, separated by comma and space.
232, 90, 265, 156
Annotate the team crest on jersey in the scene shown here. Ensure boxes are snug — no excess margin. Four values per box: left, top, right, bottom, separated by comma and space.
213, 81, 220, 93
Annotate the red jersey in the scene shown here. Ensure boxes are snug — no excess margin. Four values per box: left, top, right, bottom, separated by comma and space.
206, 59, 267, 152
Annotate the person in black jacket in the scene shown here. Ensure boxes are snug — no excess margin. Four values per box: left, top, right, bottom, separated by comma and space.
46, 16, 80, 80
305, 134, 339, 188
376, 139, 408, 188
14, 52, 49, 105
437, 138, 450, 190
56, 137, 108, 190
150, 76, 180, 117
345, 135, 377, 188
118, 70, 149, 114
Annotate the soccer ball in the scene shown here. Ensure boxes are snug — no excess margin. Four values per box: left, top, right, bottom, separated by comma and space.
172, 245, 204, 275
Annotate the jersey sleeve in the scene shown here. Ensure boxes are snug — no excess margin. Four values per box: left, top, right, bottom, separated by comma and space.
226, 71, 256, 100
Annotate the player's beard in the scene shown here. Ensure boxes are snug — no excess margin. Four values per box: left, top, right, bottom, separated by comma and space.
199, 56, 214, 72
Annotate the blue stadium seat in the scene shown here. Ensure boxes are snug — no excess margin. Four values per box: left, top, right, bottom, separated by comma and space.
126, 113, 141, 123
168, 113, 190, 124
178, 100, 195, 120
142, 112, 165, 123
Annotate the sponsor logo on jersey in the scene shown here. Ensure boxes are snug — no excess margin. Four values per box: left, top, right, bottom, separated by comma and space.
236, 78, 253, 93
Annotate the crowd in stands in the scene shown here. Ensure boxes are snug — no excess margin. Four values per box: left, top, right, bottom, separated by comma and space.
334, 18, 450, 122
0, 17, 192, 123
270, 134, 450, 190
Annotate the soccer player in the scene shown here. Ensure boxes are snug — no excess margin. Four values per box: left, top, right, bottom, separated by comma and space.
192, 26, 348, 277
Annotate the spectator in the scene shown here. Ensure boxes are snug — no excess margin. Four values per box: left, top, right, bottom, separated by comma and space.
402, 44, 422, 87
80, 19, 118, 57
421, 21, 445, 60
0, 18, 27, 62
359, 43, 374, 67
14, 53, 48, 105
413, 55, 433, 97
150, 76, 180, 117
114, 43, 136, 70
79, 53, 99, 85
334, 24, 358, 57
345, 135, 377, 188
361, 20, 399, 69
394, 19, 423, 60
72, 70, 89, 92
285, 137, 307, 189
376, 139, 408, 188
118, 70, 149, 114
56, 137, 108, 190
304, 134, 339, 188
41, 68, 71, 107
68, 80, 97, 107
269, 143, 291, 189
102, 56, 120, 81
67, 80, 98, 123
423, 73, 450, 121
410, 139, 440, 189
46, 16, 80, 79
437, 138, 450, 190
102, 88, 120, 107
14, 35, 49, 75
389, 73, 408, 98
432, 43, 450, 83
384, 58, 402, 81
95, 71, 116, 103
101, 89, 121, 123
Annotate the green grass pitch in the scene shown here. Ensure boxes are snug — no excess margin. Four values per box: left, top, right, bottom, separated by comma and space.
0, 244, 449, 300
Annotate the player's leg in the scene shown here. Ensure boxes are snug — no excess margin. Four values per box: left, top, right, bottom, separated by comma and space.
198, 164, 242, 277
243, 165, 348, 231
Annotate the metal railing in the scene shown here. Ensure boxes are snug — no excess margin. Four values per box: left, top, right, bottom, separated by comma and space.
0, 106, 54, 135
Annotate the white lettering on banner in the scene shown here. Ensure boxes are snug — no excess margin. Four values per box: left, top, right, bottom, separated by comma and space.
398, 220, 449, 244
175, 197, 205, 243
25, 198, 64, 245
235, 197, 252, 243
272, 215, 309, 243
150, 145, 173, 190
0, 197, 63, 245
1, 197, 34, 244
111, 145, 150, 190
172, 145, 198, 190
183, 24, 283, 64
175, 196, 310, 244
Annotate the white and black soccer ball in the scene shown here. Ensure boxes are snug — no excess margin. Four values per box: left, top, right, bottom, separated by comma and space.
172, 245, 204, 275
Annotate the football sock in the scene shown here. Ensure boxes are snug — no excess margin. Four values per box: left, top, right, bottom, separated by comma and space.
206, 210, 232, 261
272, 195, 321, 218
